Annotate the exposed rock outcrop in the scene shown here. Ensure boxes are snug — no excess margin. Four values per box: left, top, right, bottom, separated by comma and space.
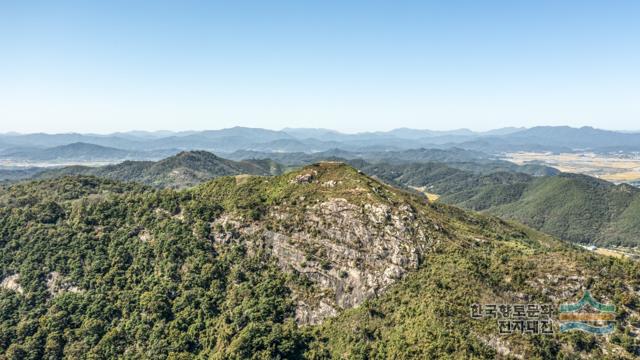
206, 163, 444, 324
46, 271, 82, 296
0, 274, 23, 294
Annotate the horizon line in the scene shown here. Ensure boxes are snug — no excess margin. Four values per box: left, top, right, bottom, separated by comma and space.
2, 125, 640, 137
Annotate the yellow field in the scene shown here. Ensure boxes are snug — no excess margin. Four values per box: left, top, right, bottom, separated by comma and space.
409, 186, 440, 201
594, 248, 627, 259
504, 152, 640, 183
234, 174, 252, 185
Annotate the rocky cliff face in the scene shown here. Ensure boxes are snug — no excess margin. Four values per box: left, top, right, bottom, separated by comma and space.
266, 196, 434, 324
201, 162, 447, 324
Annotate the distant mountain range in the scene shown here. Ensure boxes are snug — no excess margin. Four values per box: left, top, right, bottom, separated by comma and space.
225, 148, 558, 176
0, 142, 178, 164
224, 147, 489, 165
2, 125, 639, 248
2, 126, 640, 160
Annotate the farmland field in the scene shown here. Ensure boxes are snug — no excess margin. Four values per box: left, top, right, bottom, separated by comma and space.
504, 152, 640, 185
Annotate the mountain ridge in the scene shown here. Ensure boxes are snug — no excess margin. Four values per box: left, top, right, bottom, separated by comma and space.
3, 126, 640, 154
35, 150, 285, 188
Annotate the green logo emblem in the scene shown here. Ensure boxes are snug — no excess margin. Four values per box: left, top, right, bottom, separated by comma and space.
558, 291, 616, 334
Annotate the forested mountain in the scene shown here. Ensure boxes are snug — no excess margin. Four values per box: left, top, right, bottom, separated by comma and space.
34, 151, 284, 188
486, 175, 640, 247
0, 164, 638, 358
357, 161, 640, 246
29, 150, 638, 246
27, 149, 638, 246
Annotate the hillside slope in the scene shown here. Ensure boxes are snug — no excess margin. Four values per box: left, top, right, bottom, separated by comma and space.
487, 174, 640, 246
0, 164, 638, 358
356, 161, 640, 247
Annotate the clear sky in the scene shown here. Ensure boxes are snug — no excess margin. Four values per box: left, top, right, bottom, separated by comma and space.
1, 0, 639, 133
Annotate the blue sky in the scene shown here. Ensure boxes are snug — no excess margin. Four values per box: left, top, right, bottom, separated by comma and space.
1, 0, 639, 133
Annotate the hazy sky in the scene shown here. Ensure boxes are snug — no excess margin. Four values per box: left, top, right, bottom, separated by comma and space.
1, 1, 639, 133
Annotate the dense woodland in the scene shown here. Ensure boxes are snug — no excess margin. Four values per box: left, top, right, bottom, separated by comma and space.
354, 160, 640, 247
0, 166, 639, 359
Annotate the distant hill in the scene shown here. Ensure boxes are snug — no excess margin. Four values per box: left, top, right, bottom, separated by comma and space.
226, 147, 557, 176
448, 138, 574, 153
356, 161, 640, 246
505, 126, 640, 149
224, 149, 351, 165
453, 126, 640, 153
0, 167, 44, 182
225, 147, 489, 164
283, 126, 525, 140
0, 142, 164, 162
0, 133, 144, 149
282, 127, 343, 140
139, 126, 297, 152
36, 151, 285, 188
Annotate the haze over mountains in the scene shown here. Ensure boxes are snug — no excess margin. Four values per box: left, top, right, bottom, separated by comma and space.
0, 142, 170, 162
2, 126, 640, 164
34, 151, 285, 188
